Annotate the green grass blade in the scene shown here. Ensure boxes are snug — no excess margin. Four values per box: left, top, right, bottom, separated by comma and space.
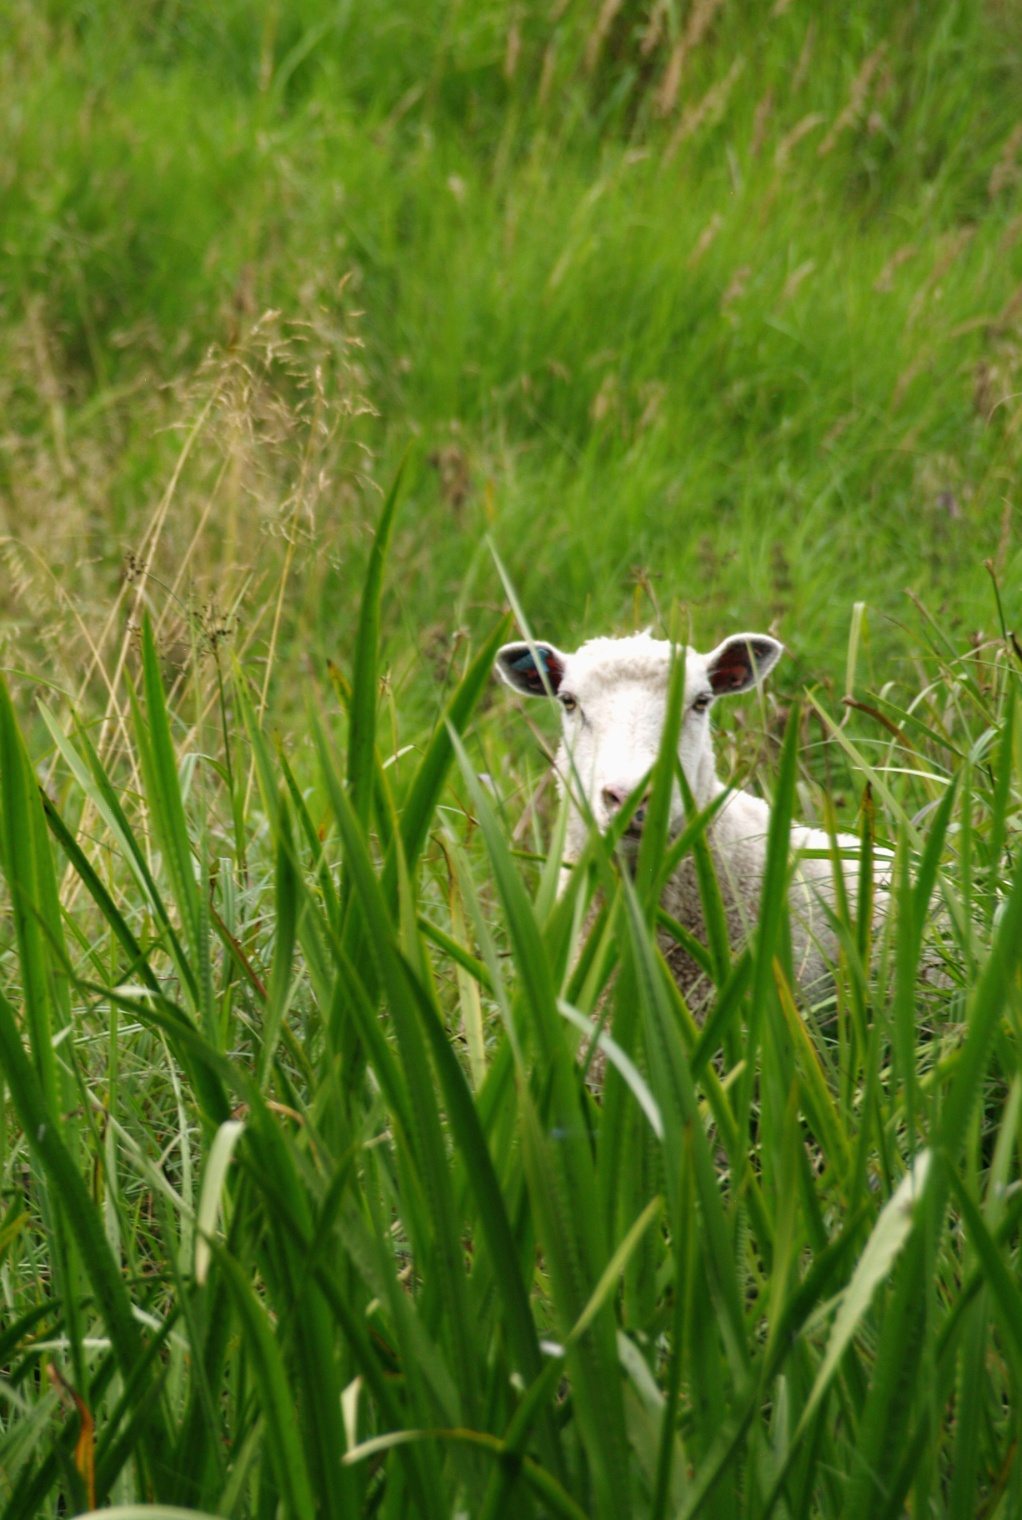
194, 1119, 246, 1287
256, 795, 298, 1087
347, 455, 405, 828
636, 638, 685, 911
136, 617, 201, 946
39, 793, 161, 994
737, 701, 801, 1168
397, 613, 512, 872
800, 1150, 932, 1436
675, 762, 731, 989
618, 871, 749, 1386
39, 703, 198, 1000
0, 676, 68, 1108
0, 983, 169, 1461
210, 1246, 317, 1520
940, 849, 1022, 1157
946, 1162, 1022, 1380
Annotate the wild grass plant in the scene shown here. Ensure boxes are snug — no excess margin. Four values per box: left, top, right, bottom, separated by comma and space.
0, 471, 1021, 1517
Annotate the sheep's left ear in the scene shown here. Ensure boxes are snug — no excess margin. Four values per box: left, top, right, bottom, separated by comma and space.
495, 641, 566, 697
706, 633, 783, 695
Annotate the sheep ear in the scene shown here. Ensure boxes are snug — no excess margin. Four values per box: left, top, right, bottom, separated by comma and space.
706, 633, 783, 695
495, 641, 566, 697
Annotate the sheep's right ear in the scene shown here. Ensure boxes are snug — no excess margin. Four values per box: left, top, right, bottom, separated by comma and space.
706, 633, 783, 695
495, 641, 566, 698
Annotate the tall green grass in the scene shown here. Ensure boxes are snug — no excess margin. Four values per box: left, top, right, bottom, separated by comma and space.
3, 0, 1022, 700
1, 488, 1021, 1518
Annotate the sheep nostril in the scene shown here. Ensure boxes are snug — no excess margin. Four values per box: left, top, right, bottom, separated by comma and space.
634, 806, 646, 825
602, 785, 626, 813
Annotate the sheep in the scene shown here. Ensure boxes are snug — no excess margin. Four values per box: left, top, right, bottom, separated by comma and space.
496, 629, 879, 1007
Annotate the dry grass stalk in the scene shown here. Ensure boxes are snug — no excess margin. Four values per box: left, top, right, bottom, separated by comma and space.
873, 245, 917, 294
818, 44, 887, 155
906, 226, 976, 327
780, 259, 816, 303
25, 299, 72, 483
664, 55, 744, 159
585, 0, 625, 74
2, 294, 374, 830
721, 264, 752, 318
989, 122, 1022, 198
790, 21, 815, 94
654, 0, 726, 116
688, 212, 724, 266
892, 352, 930, 411
999, 212, 1022, 254
539, 40, 558, 107
773, 111, 825, 168
750, 90, 774, 156
640, 0, 670, 58
504, 17, 521, 79
655, 43, 686, 117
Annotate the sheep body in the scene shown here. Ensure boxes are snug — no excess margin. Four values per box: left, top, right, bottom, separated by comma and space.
497, 629, 877, 1005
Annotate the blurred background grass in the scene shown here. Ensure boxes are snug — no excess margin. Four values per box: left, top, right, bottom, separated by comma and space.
3, 0, 1022, 716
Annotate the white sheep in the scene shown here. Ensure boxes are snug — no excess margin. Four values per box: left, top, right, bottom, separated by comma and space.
497, 629, 877, 1005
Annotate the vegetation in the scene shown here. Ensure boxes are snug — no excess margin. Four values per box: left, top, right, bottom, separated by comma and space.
1, 1, 1022, 1516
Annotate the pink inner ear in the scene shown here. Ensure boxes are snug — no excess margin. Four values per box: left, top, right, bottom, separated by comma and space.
512, 646, 563, 693
545, 651, 565, 689
709, 648, 752, 692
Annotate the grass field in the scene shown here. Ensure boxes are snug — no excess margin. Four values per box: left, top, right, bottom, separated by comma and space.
2, 2, 1022, 1517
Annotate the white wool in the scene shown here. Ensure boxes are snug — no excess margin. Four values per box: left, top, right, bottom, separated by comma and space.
497, 629, 880, 1004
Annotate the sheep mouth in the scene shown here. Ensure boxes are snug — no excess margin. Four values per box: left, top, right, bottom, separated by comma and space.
614, 816, 685, 855
612, 824, 645, 858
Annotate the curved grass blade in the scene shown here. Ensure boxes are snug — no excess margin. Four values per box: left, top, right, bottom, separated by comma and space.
736, 701, 801, 1159
396, 612, 512, 874
636, 637, 685, 911
132, 616, 214, 1041
38, 703, 198, 1007
194, 1120, 245, 1287
198, 1246, 316, 1520
39, 795, 161, 996
0, 676, 71, 1108
939, 848, 1022, 1157
946, 1162, 1022, 1380
348, 454, 406, 828
256, 795, 298, 1087
557, 998, 663, 1140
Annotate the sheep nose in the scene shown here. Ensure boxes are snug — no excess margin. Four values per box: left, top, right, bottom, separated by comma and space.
602, 785, 650, 822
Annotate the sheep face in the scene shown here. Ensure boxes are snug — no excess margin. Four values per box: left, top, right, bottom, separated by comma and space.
496, 630, 782, 858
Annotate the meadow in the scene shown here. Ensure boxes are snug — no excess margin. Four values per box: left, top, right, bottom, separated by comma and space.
2, 1, 1022, 1516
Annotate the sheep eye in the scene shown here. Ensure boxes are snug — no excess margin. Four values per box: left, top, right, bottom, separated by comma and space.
691, 693, 712, 713
559, 693, 578, 714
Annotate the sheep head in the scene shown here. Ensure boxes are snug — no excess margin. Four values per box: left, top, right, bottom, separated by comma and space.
496, 630, 782, 857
